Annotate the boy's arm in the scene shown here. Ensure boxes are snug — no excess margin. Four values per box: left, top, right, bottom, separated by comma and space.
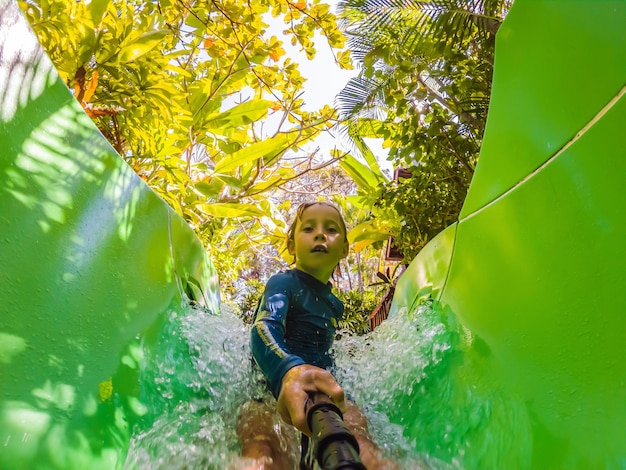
251, 277, 306, 397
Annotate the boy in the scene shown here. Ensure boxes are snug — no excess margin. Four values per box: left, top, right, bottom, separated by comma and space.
239, 202, 396, 469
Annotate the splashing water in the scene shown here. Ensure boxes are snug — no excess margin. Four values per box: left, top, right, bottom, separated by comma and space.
335, 299, 533, 469
124, 298, 532, 469
124, 303, 254, 469
333, 301, 456, 469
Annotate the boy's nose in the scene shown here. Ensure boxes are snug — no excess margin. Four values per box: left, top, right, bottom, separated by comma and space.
314, 230, 326, 240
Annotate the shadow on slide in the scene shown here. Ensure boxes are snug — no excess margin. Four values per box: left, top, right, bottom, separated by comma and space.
1, 0, 625, 468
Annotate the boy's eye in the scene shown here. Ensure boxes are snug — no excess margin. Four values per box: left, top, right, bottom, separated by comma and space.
302, 226, 313, 232
327, 227, 338, 233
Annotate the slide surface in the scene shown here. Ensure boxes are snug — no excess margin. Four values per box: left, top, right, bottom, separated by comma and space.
389, 1, 626, 467
1, 0, 625, 468
0, 1, 219, 467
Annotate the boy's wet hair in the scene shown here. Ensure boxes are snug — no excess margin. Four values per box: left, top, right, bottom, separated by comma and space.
286, 202, 348, 244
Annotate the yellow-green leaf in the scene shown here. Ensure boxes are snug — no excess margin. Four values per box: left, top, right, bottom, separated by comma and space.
198, 203, 267, 218
348, 220, 390, 244
86, 0, 111, 28
339, 154, 380, 190
118, 30, 170, 63
213, 134, 291, 174
195, 180, 222, 198
204, 99, 272, 133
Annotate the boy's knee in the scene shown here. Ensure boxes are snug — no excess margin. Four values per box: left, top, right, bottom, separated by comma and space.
343, 400, 369, 431
237, 401, 274, 436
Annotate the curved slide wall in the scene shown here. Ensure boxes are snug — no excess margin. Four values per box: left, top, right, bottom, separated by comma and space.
0, 1, 219, 468
1, 0, 625, 468
390, 1, 626, 467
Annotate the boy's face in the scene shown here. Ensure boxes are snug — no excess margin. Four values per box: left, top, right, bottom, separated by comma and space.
288, 204, 348, 283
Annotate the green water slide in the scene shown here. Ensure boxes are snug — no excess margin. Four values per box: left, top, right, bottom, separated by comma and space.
1, 0, 625, 468
0, 1, 219, 467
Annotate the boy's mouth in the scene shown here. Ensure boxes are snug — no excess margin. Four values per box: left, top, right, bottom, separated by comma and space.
311, 245, 327, 253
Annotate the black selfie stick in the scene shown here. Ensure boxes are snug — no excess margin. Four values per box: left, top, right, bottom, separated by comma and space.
305, 393, 366, 470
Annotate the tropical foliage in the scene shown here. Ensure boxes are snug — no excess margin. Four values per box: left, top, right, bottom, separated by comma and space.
335, 288, 376, 336
17, 0, 514, 328
18, 0, 354, 291
336, 0, 512, 259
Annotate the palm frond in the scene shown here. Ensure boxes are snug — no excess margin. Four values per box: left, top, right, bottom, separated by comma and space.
341, 0, 507, 60
335, 0, 510, 163
335, 74, 393, 120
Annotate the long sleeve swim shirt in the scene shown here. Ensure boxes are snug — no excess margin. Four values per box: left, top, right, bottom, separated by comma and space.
251, 269, 344, 397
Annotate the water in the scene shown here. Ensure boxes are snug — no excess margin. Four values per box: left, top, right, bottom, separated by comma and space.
333, 300, 533, 469
124, 304, 255, 469
124, 299, 531, 469
332, 301, 454, 469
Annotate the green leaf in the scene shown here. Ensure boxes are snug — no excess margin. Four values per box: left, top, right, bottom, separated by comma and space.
217, 140, 242, 154
77, 25, 97, 65
215, 174, 243, 190
118, 30, 170, 63
185, 10, 207, 30
195, 180, 222, 198
339, 153, 380, 191
213, 134, 291, 174
198, 203, 267, 218
346, 120, 386, 179
204, 100, 272, 133
348, 220, 389, 244
86, 0, 111, 27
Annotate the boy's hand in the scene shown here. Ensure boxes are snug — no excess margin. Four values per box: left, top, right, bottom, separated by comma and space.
276, 364, 345, 436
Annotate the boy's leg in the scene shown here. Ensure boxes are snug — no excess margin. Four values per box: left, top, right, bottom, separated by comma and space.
237, 401, 298, 470
343, 400, 400, 470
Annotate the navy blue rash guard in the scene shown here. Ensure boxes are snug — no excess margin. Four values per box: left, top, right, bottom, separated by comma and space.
250, 269, 344, 398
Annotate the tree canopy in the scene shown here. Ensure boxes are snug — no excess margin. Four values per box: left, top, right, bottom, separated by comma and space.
20, 0, 513, 310
336, 0, 511, 259
20, 0, 359, 290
